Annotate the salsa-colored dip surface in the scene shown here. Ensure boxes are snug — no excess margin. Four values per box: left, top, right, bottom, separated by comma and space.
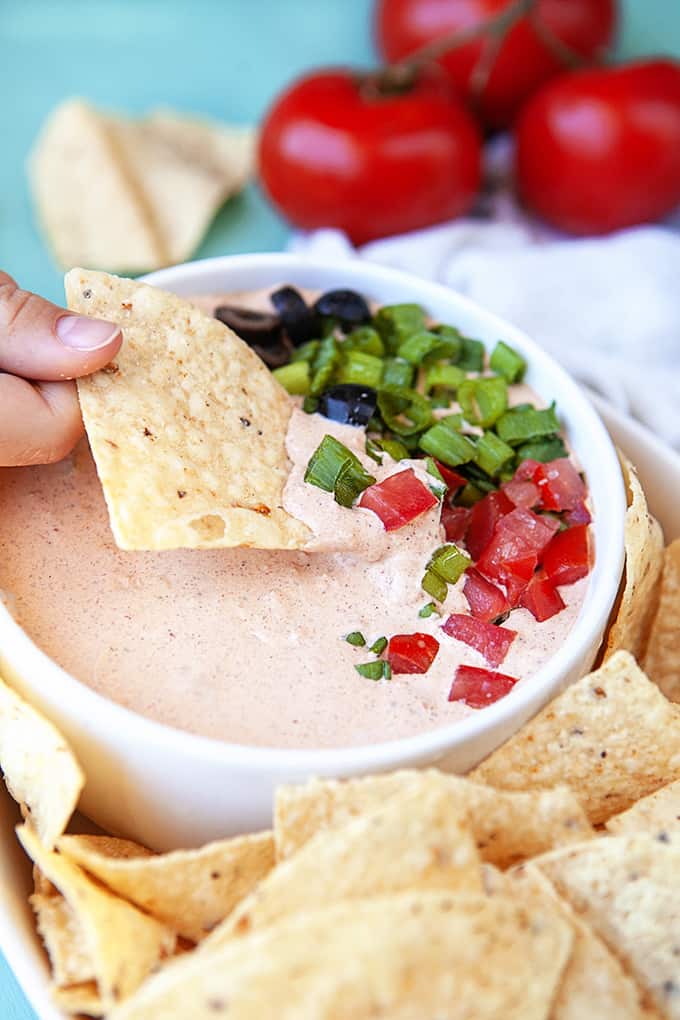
0, 289, 589, 749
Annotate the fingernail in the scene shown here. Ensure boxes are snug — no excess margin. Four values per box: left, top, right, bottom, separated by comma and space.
56, 314, 121, 351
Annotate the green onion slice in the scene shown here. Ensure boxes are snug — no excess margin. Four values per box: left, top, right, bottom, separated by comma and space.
355, 661, 385, 680
473, 431, 515, 477
378, 438, 410, 462
458, 376, 508, 428
515, 435, 568, 463
272, 361, 310, 396
490, 341, 526, 383
397, 330, 459, 366
365, 438, 384, 464
457, 337, 485, 372
373, 304, 426, 354
369, 636, 388, 655
381, 357, 415, 390
377, 386, 433, 437
421, 568, 448, 603
304, 435, 375, 507
290, 340, 320, 365
309, 335, 340, 396
337, 350, 383, 389
428, 543, 471, 585
334, 458, 377, 509
344, 326, 384, 357
418, 601, 439, 618
496, 402, 560, 446
419, 423, 476, 466
345, 631, 366, 647
424, 364, 466, 395
433, 324, 462, 363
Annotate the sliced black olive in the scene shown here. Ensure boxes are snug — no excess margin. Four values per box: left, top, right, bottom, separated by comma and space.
313, 289, 371, 329
270, 286, 316, 345
214, 305, 282, 348
213, 306, 292, 368
317, 384, 377, 428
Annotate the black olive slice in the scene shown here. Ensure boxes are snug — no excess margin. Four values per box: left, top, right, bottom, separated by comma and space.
317, 384, 377, 428
270, 286, 316, 345
214, 305, 282, 348
313, 289, 371, 329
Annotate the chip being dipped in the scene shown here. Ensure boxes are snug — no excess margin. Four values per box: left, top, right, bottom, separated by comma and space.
65, 270, 310, 551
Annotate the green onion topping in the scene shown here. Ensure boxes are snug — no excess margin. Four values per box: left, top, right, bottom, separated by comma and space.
458, 376, 508, 428
304, 435, 375, 507
419, 423, 476, 466
355, 660, 391, 681
377, 386, 433, 437
421, 568, 448, 603
345, 631, 366, 647
418, 601, 439, 618
428, 544, 472, 585
369, 636, 388, 655
272, 361, 310, 396
472, 431, 515, 477
496, 402, 560, 446
490, 341, 527, 383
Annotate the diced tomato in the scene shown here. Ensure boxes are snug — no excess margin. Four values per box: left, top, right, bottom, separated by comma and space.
476, 508, 559, 603
463, 569, 511, 623
502, 478, 540, 509
543, 524, 591, 587
448, 665, 518, 708
519, 572, 566, 621
442, 614, 516, 667
359, 469, 438, 531
441, 504, 470, 542
434, 461, 466, 494
534, 458, 586, 512
565, 500, 592, 527
387, 633, 440, 674
513, 458, 541, 482
466, 490, 514, 561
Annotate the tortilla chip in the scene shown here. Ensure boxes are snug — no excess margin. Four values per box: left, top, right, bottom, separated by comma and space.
275, 769, 593, 869
470, 651, 680, 824
206, 779, 481, 949
146, 110, 254, 193
108, 891, 572, 1020
535, 831, 680, 1020
17, 825, 176, 1012
606, 779, 680, 837
65, 269, 310, 550
58, 830, 274, 942
509, 863, 655, 1020
106, 116, 253, 266
52, 981, 104, 1017
31, 891, 94, 988
643, 539, 680, 702
29, 99, 164, 272
605, 455, 664, 662
0, 676, 84, 847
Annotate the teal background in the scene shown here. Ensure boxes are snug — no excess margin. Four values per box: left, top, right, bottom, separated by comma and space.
1, 1, 679, 1016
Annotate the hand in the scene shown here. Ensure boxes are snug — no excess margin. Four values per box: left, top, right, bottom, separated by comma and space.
0, 272, 122, 467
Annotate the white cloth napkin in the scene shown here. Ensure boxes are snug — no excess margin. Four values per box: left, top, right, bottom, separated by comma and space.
288, 140, 680, 450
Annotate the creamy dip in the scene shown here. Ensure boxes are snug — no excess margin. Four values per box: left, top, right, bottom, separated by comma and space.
0, 289, 589, 749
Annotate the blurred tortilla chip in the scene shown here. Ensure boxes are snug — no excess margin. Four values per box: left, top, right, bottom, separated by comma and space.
275, 769, 593, 869
470, 651, 680, 824
52, 982, 103, 1017
65, 269, 310, 550
108, 891, 572, 1020
18, 825, 176, 1012
31, 891, 95, 988
29, 99, 164, 273
606, 779, 680, 837
207, 778, 481, 949
643, 538, 680, 702
58, 830, 274, 942
605, 455, 664, 662
535, 831, 680, 1020
510, 863, 654, 1020
0, 676, 84, 847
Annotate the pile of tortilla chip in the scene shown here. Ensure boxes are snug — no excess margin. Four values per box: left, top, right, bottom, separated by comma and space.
29, 99, 255, 273
1, 307, 679, 1016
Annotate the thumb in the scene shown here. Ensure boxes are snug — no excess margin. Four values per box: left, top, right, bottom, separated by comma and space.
0, 271, 122, 381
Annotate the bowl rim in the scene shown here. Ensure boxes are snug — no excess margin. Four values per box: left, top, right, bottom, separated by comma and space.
0, 252, 626, 773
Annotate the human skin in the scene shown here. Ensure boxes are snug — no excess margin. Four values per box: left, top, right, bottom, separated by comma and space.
0, 271, 122, 466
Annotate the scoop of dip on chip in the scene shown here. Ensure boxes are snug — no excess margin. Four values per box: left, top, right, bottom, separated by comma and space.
0, 271, 594, 749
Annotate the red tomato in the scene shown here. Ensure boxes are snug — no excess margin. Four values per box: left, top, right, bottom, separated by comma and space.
543, 524, 591, 586
375, 0, 617, 129
476, 507, 559, 602
387, 632, 440, 673
516, 60, 680, 234
463, 568, 511, 623
448, 665, 518, 707
502, 477, 540, 509
434, 461, 466, 493
359, 468, 438, 530
441, 503, 470, 542
519, 571, 566, 621
257, 68, 481, 244
442, 613, 516, 667
465, 489, 514, 561
534, 458, 585, 511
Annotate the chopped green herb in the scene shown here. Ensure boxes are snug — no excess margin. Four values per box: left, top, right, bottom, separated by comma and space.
490, 341, 526, 383
496, 402, 560, 446
345, 631, 366, 647
355, 661, 385, 680
428, 543, 471, 585
421, 568, 448, 603
419, 423, 476, 466
369, 636, 388, 655
458, 376, 508, 428
515, 435, 568, 463
377, 386, 433, 437
272, 361, 310, 396
418, 601, 439, 618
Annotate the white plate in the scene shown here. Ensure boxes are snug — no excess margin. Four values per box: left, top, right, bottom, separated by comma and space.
1, 398, 679, 1020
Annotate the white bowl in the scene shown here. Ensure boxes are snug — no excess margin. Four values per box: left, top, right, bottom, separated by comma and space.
0, 254, 626, 850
